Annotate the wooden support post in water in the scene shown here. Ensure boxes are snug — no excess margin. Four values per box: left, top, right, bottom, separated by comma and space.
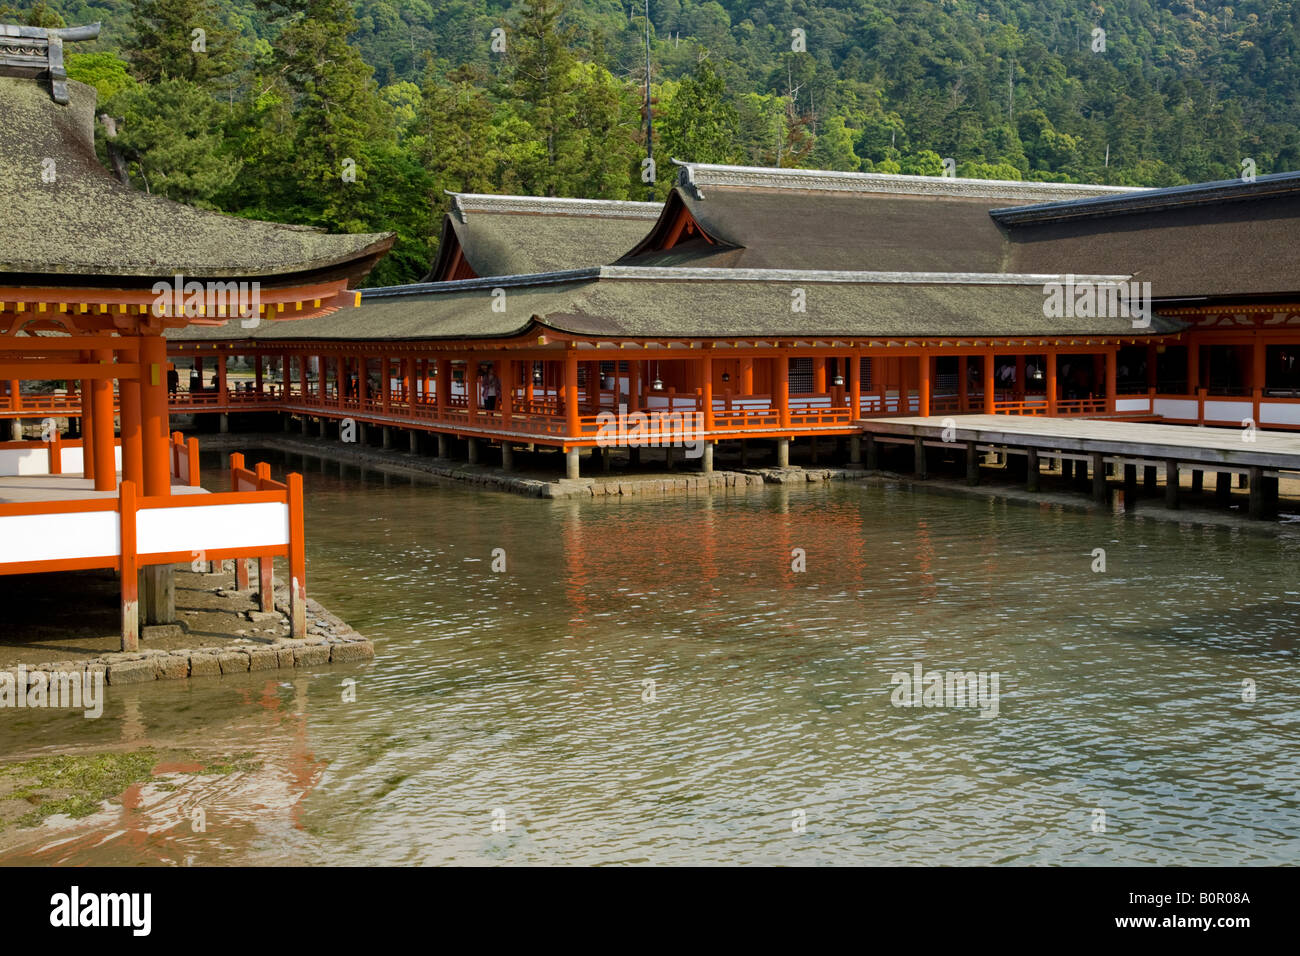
1124, 462, 1137, 502
965, 440, 979, 485
1026, 447, 1039, 492
914, 437, 927, 479
287, 473, 306, 639
776, 438, 790, 468
1191, 469, 1203, 493
1061, 458, 1073, 480
1091, 452, 1107, 502
849, 435, 861, 466
1249, 466, 1265, 519
1143, 465, 1157, 492
865, 434, 877, 470
501, 443, 514, 472
1075, 456, 1092, 490
119, 481, 139, 652
701, 442, 714, 474
1165, 459, 1180, 510
1216, 471, 1232, 503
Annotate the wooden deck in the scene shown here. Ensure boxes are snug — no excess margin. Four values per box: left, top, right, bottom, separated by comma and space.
0, 475, 208, 504
859, 415, 1300, 472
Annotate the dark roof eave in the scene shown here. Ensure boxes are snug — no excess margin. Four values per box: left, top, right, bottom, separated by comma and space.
991, 171, 1300, 226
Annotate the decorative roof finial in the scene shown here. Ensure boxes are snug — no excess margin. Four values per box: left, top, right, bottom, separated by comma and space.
0, 22, 101, 104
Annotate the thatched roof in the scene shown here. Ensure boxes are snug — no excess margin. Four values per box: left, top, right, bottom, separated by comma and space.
0, 75, 393, 284
618, 163, 1141, 272
427, 194, 662, 279
994, 173, 1300, 299
169, 266, 1182, 343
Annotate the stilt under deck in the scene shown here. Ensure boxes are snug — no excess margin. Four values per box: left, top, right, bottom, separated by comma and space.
860, 414, 1299, 518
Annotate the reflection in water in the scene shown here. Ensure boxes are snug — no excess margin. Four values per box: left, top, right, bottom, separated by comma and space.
2, 449, 1298, 865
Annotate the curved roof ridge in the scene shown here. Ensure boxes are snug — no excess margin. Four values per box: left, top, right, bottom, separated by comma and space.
672, 160, 1142, 203
446, 192, 662, 223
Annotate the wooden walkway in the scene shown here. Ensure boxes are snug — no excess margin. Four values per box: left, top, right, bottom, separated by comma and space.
856, 414, 1300, 518
860, 415, 1300, 471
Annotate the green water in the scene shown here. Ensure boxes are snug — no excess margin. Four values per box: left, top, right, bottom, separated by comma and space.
2, 450, 1298, 865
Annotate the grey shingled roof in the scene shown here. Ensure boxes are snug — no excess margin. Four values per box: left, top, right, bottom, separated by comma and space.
427, 194, 662, 279
0, 76, 393, 281
168, 267, 1182, 343
616, 163, 1143, 273
1000, 189, 1300, 299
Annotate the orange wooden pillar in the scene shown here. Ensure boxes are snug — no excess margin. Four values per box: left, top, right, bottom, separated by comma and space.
1046, 352, 1058, 416
119, 479, 139, 651
89, 348, 116, 491
1014, 355, 1026, 403
775, 354, 791, 429
435, 358, 450, 414
701, 350, 714, 432
1186, 338, 1199, 394
1105, 348, 1118, 413
299, 353, 308, 400
958, 356, 969, 413
79, 352, 94, 481
813, 356, 826, 394
337, 354, 346, 409
216, 351, 227, 401
983, 352, 996, 414
287, 472, 306, 638
118, 354, 144, 487
628, 358, 640, 412
918, 353, 931, 417
850, 350, 862, 418
381, 356, 392, 413
254, 353, 263, 395
564, 347, 579, 436
465, 354, 478, 425
140, 334, 171, 497
358, 355, 368, 407
501, 359, 514, 426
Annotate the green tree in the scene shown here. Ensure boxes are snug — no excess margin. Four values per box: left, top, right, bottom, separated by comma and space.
126, 0, 241, 84
108, 79, 238, 205
660, 57, 740, 164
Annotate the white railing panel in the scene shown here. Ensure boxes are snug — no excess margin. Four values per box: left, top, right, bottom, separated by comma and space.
137, 502, 289, 555
0, 511, 119, 563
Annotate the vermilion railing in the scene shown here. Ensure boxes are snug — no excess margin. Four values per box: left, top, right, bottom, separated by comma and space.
0, 454, 307, 650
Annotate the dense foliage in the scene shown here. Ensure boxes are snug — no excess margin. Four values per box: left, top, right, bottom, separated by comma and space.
5, 0, 1299, 285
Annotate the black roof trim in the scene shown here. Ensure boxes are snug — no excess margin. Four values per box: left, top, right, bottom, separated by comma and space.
990, 170, 1300, 226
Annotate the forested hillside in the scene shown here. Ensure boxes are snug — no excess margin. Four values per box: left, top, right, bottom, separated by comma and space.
5, 0, 1299, 285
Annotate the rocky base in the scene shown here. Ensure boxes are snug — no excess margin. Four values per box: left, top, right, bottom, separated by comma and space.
1, 581, 373, 688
